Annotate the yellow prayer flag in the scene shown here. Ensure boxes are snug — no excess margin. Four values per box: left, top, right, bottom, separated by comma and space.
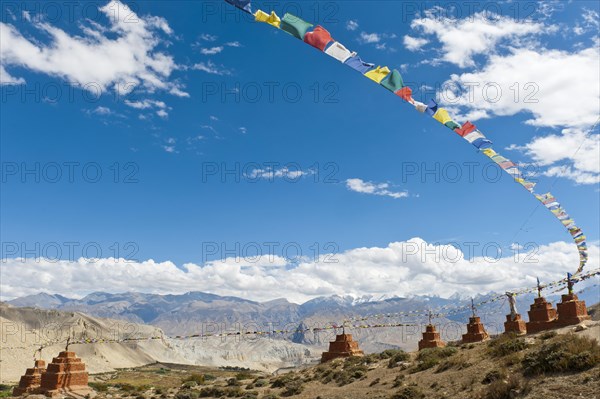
255, 10, 281, 28
364, 66, 390, 83
433, 108, 453, 125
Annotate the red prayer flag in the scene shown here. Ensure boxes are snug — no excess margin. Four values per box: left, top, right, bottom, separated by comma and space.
304, 26, 333, 51
454, 121, 476, 137
395, 87, 413, 102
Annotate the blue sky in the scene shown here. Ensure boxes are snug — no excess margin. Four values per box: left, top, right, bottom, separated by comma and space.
1, 1, 599, 302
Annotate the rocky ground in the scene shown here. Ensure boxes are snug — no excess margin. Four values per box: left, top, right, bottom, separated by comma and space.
3, 321, 599, 399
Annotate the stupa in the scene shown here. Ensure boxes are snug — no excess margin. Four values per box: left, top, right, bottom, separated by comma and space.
321, 331, 365, 363
504, 292, 527, 335
39, 342, 91, 397
526, 279, 558, 334
12, 359, 46, 396
461, 300, 490, 343
418, 324, 446, 350
556, 275, 591, 327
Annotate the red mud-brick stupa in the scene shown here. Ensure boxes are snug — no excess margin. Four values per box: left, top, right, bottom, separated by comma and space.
462, 316, 490, 343
556, 291, 591, 327
12, 359, 46, 396
462, 300, 490, 344
504, 292, 527, 335
418, 324, 446, 350
40, 350, 91, 397
526, 280, 558, 334
321, 333, 365, 363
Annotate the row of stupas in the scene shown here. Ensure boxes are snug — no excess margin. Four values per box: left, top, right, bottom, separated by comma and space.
321, 279, 591, 361
418, 283, 591, 351
13, 339, 91, 398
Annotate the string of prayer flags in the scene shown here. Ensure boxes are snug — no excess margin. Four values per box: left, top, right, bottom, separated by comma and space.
224, 0, 589, 275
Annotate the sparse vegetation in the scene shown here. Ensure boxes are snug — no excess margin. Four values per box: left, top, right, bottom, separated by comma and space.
522, 334, 600, 375
481, 370, 506, 385
488, 334, 529, 357
390, 386, 425, 399
76, 327, 600, 399
412, 347, 457, 372
386, 350, 411, 368
479, 375, 529, 399
182, 373, 205, 385
88, 382, 109, 392
0, 385, 13, 399
435, 353, 471, 372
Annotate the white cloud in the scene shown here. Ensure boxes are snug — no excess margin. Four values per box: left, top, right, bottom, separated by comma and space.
510, 128, 600, 184
225, 41, 241, 48
201, 46, 224, 55
245, 167, 314, 181
441, 47, 599, 129
410, 11, 549, 68
346, 20, 359, 31
124, 99, 166, 110
0, 1, 181, 98
91, 106, 112, 115
345, 178, 408, 199
192, 61, 231, 75
199, 33, 218, 42
403, 35, 429, 51
358, 32, 381, 44
0, 65, 25, 85
1, 239, 596, 303
239, 127, 247, 134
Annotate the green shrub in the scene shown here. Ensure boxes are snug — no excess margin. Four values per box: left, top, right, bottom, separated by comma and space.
183, 374, 205, 385
88, 382, 109, 392
369, 378, 381, 386
436, 353, 471, 373
480, 375, 528, 399
236, 372, 255, 381
412, 347, 457, 372
281, 380, 304, 397
481, 370, 506, 385
488, 335, 529, 357
253, 379, 268, 387
522, 334, 600, 376
538, 331, 557, 340
390, 386, 425, 399
387, 351, 411, 368
271, 374, 296, 388
115, 383, 136, 392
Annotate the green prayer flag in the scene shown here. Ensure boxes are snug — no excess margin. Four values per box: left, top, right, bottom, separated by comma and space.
281, 13, 313, 40
380, 69, 404, 92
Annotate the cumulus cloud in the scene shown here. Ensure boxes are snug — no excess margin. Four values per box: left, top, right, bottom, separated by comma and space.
403, 35, 429, 51
0, 0, 182, 99
358, 32, 382, 44
441, 47, 599, 129
409, 10, 549, 68
345, 178, 408, 199
0, 65, 25, 85
509, 128, 600, 184
192, 61, 232, 75
200, 46, 224, 55
346, 20, 359, 31
1, 239, 596, 303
